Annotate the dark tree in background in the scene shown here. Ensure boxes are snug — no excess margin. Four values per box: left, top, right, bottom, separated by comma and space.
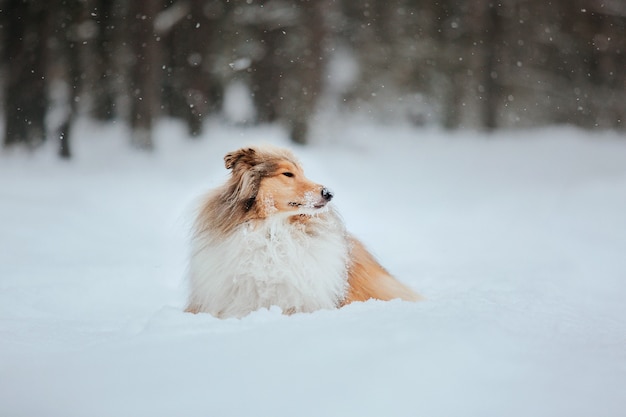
160, 0, 223, 137
2, 0, 49, 149
128, 0, 161, 150
0, 0, 624, 157
286, 0, 326, 144
242, 0, 327, 143
337, 0, 625, 130
51, 0, 84, 158
89, 0, 120, 122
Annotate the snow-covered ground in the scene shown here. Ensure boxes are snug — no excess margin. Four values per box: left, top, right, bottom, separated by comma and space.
1, 118, 625, 417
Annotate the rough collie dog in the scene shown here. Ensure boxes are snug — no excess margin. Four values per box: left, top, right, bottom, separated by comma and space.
186, 145, 421, 318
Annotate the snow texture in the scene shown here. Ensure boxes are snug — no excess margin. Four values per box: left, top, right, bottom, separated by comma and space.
1, 118, 625, 417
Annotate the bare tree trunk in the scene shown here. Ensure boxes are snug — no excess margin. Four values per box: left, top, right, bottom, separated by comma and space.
2, 0, 49, 149
128, 0, 160, 150
52, 0, 87, 159
433, 0, 462, 130
481, 3, 503, 130
287, 0, 326, 144
91, 0, 119, 121
248, 0, 327, 144
181, 0, 221, 137
250, 28, 282, 124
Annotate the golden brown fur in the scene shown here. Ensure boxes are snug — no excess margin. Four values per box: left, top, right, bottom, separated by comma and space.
187, 145, 421, 316
343, 238, 422, 304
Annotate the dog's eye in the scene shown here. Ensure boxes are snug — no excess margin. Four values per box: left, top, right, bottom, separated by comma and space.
282, 172, 294, 178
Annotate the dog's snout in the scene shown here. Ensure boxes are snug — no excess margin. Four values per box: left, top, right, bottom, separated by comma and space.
321, 188, 334, 202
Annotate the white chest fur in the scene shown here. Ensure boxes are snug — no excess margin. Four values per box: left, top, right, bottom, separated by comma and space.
188, 211, 350, 318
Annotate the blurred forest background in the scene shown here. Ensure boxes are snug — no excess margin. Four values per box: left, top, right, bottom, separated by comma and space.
0, 0, 624, 157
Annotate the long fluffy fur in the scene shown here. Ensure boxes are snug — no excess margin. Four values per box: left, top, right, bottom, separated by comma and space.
186, 145, 421, 318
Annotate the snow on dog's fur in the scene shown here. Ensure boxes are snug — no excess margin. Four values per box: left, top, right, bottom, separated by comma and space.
186, 145, 421, 318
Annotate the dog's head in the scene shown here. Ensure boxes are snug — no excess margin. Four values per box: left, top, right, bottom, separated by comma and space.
223, 146, 333, 218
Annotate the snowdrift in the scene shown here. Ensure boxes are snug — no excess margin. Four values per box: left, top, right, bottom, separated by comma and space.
1, 120, 625, 417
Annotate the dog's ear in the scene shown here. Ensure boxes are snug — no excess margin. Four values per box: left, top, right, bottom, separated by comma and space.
224, 147, 257, 170
223, 148, 262, 212
236, 167, 262, 209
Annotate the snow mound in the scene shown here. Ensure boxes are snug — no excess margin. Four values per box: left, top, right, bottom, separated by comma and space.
1, 119, 625, 417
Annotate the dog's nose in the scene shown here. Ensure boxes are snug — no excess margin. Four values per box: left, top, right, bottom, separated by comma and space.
321, 188, 334, 201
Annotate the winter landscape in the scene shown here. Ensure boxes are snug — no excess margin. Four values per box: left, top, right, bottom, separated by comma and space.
2, 0, 626, 415
1, 118, 625, 417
